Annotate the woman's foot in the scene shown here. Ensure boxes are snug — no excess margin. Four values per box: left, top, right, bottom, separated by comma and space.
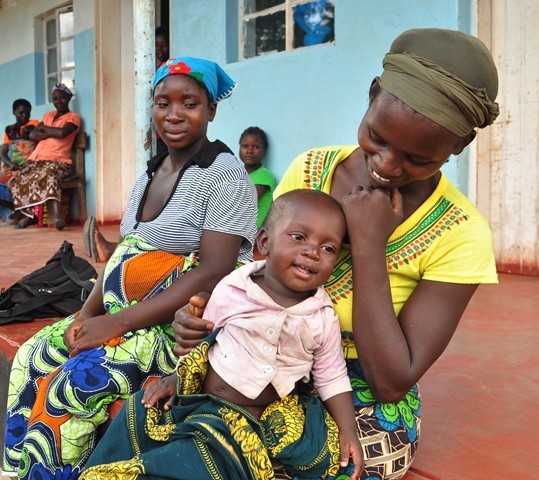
95, 228, 117, 262
54, 218, 65, 230
46, 199, 64, 230
83, 216, 116, 262
14, 215, 38, 229
8, 211, 22, 225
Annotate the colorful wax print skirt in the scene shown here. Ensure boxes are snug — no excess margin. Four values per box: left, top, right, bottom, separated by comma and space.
8, 160, 70, 217
3, 235, 197, 480
273, 359, 421, 480
82, 328, 342, 480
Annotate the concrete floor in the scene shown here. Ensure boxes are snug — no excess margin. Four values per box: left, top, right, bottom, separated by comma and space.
1, 222, 537, 479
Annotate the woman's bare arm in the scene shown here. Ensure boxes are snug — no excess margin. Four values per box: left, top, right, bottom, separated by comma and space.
343, 186, 478, 403
30, 121, 77, 141
68, 230, 242, 357
172, 293, 213, 356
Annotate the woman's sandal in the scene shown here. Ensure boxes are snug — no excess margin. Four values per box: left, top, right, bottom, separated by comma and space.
14, 216, 38, 229
83, 216, 98, 260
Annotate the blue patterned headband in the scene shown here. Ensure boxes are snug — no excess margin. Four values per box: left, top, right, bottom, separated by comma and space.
152, 57, 236, 102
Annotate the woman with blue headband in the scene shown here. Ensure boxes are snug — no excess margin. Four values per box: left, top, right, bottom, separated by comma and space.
3, 57, 257, 479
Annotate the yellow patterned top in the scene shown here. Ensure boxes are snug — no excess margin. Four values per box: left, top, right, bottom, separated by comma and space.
275, 146, 498, 359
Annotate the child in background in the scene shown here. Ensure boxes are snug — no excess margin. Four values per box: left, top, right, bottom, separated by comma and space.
239, 126, 276, 228
0, 99, 39, 224
84, 189, 363, 480
155, 26, 170, 69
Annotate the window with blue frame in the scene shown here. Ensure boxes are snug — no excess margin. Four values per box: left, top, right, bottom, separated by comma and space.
240, 0, 334, 59
42, 4, 75, 102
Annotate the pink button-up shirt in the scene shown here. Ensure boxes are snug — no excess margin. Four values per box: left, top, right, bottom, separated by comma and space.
206, 260, 351, 401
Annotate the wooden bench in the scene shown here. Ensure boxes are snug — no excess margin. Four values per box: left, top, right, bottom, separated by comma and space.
61, 130, 88, 223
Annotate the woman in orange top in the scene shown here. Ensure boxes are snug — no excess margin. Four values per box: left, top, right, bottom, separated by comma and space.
9, 84, 80, 230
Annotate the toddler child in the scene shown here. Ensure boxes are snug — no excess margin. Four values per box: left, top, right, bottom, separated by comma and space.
239, 126, 276, 228
84, 189, 363, 479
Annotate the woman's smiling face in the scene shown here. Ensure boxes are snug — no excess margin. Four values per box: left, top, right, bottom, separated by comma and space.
52, 91, 71, 114
357, 88, 466, 190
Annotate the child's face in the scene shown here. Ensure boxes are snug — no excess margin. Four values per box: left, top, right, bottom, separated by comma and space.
153, 75, 216, 151
258, 197, 346, 300
13, 105, 31, 126
239, 134, 266, 169
155, 34, 169, 64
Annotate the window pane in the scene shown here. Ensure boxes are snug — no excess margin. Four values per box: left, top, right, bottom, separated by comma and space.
59, 10, 74, 38
47, 48, 58, 73
243, 11, 285, 58
293, 0, 334, 48
60, 39, 75, 68
244, 0, 283, 14
61, 70, 75, 93
46, 19, 56, 47
47, 76, 58, 98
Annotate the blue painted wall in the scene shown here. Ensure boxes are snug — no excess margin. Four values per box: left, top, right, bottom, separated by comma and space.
73, 27, 96, 217
0, 21, 95, 218
0, 55, 40, 123
0, 0, 476, 213
171, 0, 473, 191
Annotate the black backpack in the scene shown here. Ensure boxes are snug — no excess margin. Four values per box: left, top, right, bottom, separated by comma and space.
0, 241, 98, 324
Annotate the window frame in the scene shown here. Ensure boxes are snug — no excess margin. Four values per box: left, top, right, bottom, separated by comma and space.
43, 3, 75, 103
239, 0, 334, 60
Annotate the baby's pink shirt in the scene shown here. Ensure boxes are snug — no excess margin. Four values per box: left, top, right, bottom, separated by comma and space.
206, 260, 351, 401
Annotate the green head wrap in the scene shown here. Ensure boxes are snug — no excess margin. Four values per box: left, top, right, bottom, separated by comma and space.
379, 28, 500, 136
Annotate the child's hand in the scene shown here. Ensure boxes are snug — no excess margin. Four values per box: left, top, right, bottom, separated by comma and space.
338, 429, 364, 480
172, 293, 214, 357
142, 375, 177, 410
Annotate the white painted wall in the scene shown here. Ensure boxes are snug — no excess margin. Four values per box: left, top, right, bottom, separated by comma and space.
94, 0, 154, 223
476, 0, 539, 274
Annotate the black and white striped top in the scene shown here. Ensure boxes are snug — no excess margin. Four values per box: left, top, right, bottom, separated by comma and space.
120, 141, 257, 263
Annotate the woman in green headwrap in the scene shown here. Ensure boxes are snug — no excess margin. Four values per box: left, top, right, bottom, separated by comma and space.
172, 28, 500, 479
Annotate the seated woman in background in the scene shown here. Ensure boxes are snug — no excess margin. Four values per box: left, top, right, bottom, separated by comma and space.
0, 98, 39, 224
239, 126, 275, 228
8, 84, 80, 230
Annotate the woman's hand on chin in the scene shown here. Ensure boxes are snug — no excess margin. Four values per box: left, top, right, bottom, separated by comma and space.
341, 186, 403, 245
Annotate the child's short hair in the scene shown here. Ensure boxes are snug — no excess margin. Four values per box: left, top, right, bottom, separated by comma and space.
264, 189, 343, 230
12, 98, 32, 112
239, 126, 268, 151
